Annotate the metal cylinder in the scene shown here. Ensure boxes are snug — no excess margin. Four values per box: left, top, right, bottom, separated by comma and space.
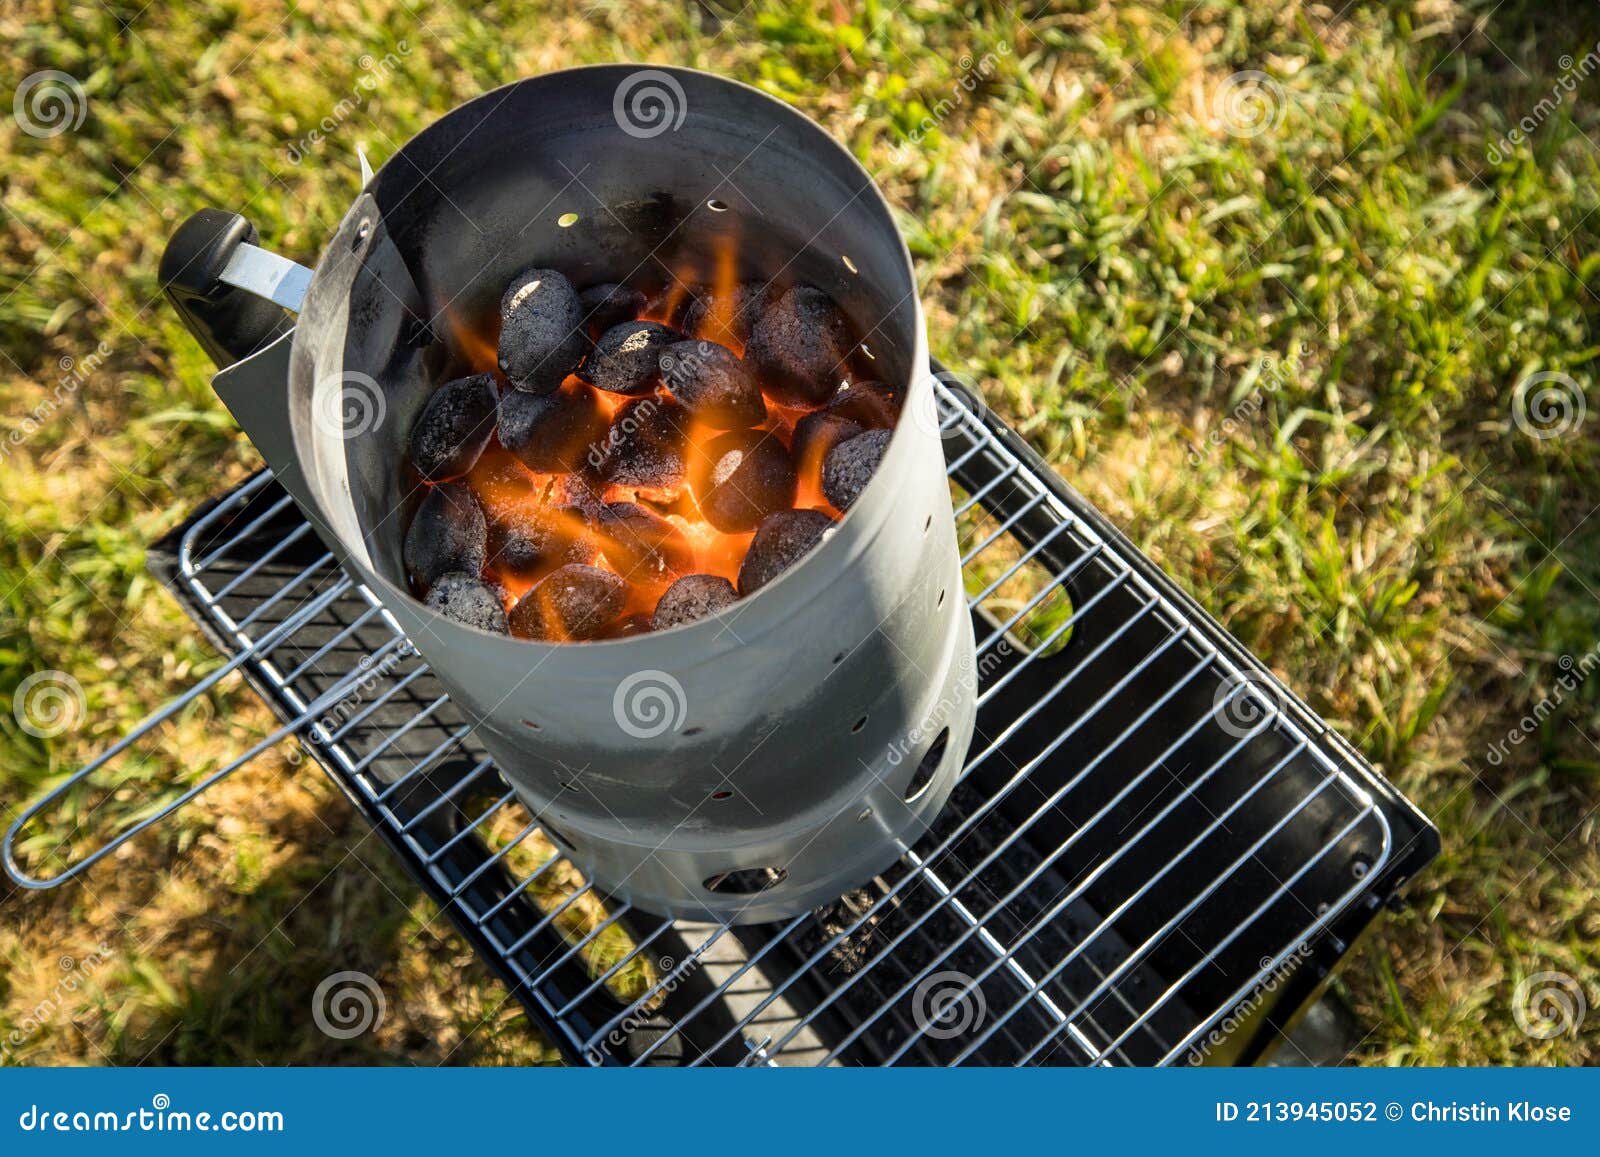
222, 66, 976, 922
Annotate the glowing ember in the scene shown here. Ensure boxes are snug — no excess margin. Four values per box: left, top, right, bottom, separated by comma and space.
403, 242, 894, 640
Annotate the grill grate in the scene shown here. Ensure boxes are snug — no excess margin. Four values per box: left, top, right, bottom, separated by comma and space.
145, 379, 1435, 1065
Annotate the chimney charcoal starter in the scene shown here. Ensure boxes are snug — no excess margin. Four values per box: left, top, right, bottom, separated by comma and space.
163, 67, 976, 924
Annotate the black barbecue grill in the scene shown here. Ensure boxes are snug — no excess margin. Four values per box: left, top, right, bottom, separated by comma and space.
123, 374, 1437, 1066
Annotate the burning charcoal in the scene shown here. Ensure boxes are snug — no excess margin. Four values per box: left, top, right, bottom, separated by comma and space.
790, 409, 865, 479
559, 470, 609, 520
404, 483, 487, 594
579, 321, 683, 396
425, 571, 509, 634
498, 380, 609, 474
508, 563, 626, 642
683, 281, 775, 347
660, 339, 766, 429
822, 429, 891, 511
737, 508, 835, 596
596, 501, 695, 582
578, 282, 647, 339
603, 613, 656, 639
498, 267, 588, 394
692, 428, 798, 533
597, 396, 690, 500
652, 574, 739, 631
826, 381, 903, 428
486, 504, 597, 579
408, 372, 498, 481
745, 285, 855, 407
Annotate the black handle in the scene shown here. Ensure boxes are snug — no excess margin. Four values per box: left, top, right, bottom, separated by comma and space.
160, 209, 295, 369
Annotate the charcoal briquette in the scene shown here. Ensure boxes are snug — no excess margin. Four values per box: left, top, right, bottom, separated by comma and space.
790, 409, 865, 478
577, 282, 647, 339
508, 563, 627, 642
745, 286, 855, 407
737, 508, 835, 596
596, 501, 695, 582
683, 281, 775, 347
692, 428, 797, 533
597, 396, 690, 499
498, 267, 588, 394
826, 381, 903, 428
408, 372, 498, 481
652, 574, 739, 631
603, 612, 656, 639
425, 571, 509, 634
404, 482, 487, 595
486, 504, 596, 580
498, 379, 609, 474
660, 339, 766, 429
579, 320, 683, 396
822, 428, 891, 510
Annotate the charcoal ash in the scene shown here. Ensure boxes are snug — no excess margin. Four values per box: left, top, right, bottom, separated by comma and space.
826, 381, 903, 428
486, 504, 596, 579
737, 508, 835, 596
652, 574, 738, 631
683, 281, 775, 348
508, 563, 626, 641
577, 282, 647, 339
404, 482, 487, 594
579, 320, 684, 396
425, 571, 509, 634
596, 501, 695, 582
408, 372, 499, 481
660, 339, 766, 429
745, 286, 855, 407
822, 428, 891, 511
597, 395, 690, 500
498, 267, 588, 394
790, 409, 865, 477
498, 379, 609, 474
692, 428, 797, 533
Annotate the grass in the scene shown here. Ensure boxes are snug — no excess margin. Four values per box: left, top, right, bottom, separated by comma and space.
2, 0, 1598, 1065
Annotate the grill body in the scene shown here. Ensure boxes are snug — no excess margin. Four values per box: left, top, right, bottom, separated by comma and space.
201, 66, 975, 922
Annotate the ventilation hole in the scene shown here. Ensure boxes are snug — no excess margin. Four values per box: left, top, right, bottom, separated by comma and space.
1351, 856, 1371, 880
557, 212, 580, 227
851, 715, 868, 733
832, 651, 846, 665
923, 514, 933, 533
937, 588, 946, 608
351, 217, 372, 248
857, 807, 873, 822
703, 867, 787, 895
706, 198, 729, 212
710, 789, 733, 801
842, 254, 859, 274
521, 718, 542, 731
904, 726, 950, 803
683, 725, 704, 737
